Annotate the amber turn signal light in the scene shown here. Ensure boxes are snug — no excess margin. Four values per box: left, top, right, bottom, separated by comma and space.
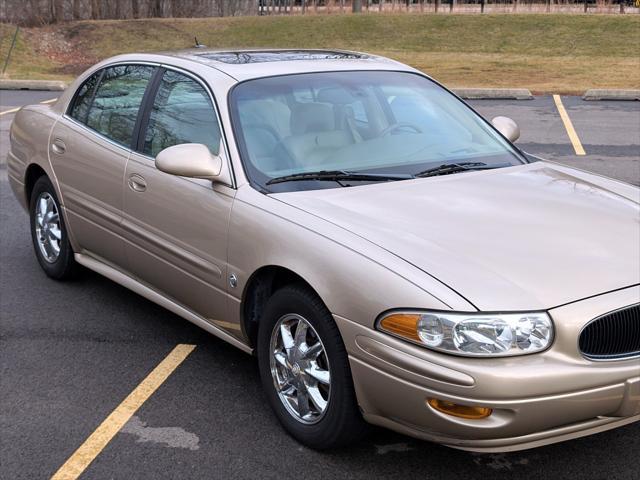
427, 398, 492, 420
378, 314, 421, 342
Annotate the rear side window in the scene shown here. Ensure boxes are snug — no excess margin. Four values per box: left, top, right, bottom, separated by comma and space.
69, 71, 102, 123
142, 70, 221, 157
81, 65, 155, 147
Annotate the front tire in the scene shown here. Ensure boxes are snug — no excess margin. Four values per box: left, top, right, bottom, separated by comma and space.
29, 175, 77, 280
257, 285, 368, 449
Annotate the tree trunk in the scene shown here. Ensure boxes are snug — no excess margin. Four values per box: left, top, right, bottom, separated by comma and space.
151, 0, 163, 17
51, 0, 64, 22
73, 0, 82, 19
91, 0, 99, 19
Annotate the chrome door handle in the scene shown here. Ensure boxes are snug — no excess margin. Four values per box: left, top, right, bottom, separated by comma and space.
128, 174, 147, 192
51, 139, 66, 155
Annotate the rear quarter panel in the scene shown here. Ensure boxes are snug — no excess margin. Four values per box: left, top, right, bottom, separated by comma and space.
7, 104, 60, 210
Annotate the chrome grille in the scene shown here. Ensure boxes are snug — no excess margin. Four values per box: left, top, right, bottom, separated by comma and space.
579, 304, 640, 360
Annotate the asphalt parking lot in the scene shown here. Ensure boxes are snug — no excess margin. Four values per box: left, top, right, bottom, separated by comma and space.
1, 89, 639, 480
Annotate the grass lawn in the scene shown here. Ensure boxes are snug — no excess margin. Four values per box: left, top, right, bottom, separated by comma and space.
1, 14, 639, 93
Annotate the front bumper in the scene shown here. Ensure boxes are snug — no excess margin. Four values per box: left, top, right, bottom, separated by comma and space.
336, 285, 640, 452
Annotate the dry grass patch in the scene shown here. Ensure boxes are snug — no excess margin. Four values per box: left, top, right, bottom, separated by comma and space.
1, 14, 639, 91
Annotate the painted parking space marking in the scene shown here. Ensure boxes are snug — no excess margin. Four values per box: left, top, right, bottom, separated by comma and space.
0, 106, 20, 116
50, 344, 196, 480
553, 94, 586, 156
0, 97, 58, 115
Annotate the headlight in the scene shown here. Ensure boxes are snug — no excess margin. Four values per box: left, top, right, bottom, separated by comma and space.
378, 311, 553, 357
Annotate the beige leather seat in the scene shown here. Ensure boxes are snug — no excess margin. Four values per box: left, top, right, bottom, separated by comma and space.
239, 99, 292, 172
284, 102, 354, 169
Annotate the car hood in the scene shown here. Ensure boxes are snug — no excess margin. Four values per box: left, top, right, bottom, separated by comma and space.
272, 163, 640, 311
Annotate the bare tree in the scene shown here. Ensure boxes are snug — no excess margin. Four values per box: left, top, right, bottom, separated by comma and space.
73, 0, 82, 19
90, 0, 99, 19
131, 0, 140, 18
49, 0, 65, 22
150, 0, 163, 17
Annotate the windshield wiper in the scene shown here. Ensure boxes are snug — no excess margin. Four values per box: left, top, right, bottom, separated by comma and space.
266, 170, 413, 186
415, 162, 511, 178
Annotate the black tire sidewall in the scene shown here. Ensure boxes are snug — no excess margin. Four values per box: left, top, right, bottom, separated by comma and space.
257, 285, 364, 449
29, 176, 75, 279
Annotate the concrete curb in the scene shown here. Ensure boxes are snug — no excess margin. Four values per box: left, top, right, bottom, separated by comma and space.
583, 89, 640, 101
452, 88, 533, 100
0, 79, 68, 91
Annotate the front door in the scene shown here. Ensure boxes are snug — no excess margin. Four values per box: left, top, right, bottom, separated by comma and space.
121, 68, 235, 327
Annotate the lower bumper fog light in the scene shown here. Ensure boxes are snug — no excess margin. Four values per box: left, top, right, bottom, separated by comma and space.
428, 398, 492, 419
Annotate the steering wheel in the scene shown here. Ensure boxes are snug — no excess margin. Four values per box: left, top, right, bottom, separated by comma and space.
379, 122, 423, 136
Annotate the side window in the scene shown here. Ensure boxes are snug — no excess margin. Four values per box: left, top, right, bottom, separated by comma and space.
350, 100, 368, 124
69, 71, 102, 123
143, 70, 222, 158
84, 64, 155, 147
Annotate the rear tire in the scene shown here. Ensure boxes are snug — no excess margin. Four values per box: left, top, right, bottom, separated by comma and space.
257, 285, 368, 449
29, 175, 78, 280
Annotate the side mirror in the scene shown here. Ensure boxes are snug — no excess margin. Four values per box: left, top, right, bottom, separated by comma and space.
156, 143, 224, 181
491, 116, 520, 143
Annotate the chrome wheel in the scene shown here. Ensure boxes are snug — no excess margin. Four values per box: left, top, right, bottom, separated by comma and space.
270, 313, 331, 424
34, 192, 62, 263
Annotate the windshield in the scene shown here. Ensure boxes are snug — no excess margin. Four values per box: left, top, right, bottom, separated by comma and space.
230, 71, 525, 192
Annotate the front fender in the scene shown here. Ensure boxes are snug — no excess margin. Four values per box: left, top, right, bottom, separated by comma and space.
227, 185, 475, 335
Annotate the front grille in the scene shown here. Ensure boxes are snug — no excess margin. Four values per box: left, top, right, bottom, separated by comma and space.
579, 304, 640, 360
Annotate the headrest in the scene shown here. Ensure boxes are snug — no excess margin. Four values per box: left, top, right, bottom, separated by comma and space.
239, 99, 291, 137
290, 102, 334, 135
316, 87, 356, 105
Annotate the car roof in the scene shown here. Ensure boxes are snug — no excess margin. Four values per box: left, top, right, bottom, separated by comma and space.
153, 48, 415, 81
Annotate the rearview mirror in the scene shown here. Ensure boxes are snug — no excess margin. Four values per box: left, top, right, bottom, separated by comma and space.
156, 143, 225, 181
491, 116, 520, 143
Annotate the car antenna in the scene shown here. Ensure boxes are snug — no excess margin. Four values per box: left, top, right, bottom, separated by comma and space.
194, 36, 206, 49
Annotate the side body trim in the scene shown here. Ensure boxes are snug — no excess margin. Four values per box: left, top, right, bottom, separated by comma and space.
74, 253, 252, 355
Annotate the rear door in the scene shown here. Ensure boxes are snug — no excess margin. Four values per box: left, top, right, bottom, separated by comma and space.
121, 67, 237, 330
50, 64, 156, 267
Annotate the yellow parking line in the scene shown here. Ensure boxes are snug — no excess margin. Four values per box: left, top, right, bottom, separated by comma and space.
553, 94, 586, 156
0, 106, 20, 116
50, 344, 196, 480
0, 98, 57, 116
